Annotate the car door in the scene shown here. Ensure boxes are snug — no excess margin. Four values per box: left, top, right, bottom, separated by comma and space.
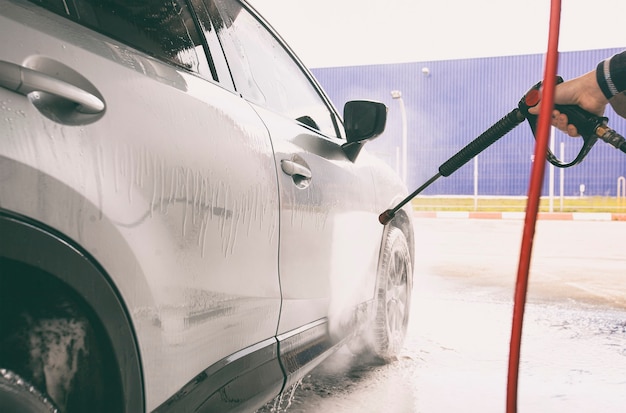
0, 0, 283, 409
209, 0, 384, 355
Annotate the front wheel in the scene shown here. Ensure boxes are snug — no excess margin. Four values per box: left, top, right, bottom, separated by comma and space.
369, 227, 413, 361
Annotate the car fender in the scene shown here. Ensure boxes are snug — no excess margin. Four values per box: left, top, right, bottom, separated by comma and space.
0, 210, 144, 413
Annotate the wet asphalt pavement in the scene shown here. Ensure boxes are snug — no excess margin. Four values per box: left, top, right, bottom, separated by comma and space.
259, 217, 626, 413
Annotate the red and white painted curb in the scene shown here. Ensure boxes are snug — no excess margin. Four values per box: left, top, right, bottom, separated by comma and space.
414, 211, 626, 221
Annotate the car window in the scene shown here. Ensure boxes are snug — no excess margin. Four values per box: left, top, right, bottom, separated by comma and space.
27, 0, 216, 80
207, 0, 339, 137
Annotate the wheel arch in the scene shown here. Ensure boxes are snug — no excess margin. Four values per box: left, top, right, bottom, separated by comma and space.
0, 210, 144, 413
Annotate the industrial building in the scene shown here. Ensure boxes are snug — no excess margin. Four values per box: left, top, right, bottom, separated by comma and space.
312, 47, 626, 197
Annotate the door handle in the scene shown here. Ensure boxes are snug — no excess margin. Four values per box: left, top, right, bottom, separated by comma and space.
281, 159, 312, 179
0, 60, 105, 114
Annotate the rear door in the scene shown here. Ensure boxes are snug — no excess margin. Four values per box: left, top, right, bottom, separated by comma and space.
0, 0, 282, 409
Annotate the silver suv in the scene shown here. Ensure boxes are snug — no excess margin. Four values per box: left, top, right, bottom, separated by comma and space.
0, 0, 415, 411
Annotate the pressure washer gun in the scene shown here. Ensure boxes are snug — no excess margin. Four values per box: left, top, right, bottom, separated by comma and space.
522, 77, 626, 167
379, 77, 626, 225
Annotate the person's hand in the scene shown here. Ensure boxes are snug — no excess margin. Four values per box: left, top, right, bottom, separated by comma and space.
528, 71, 609, 137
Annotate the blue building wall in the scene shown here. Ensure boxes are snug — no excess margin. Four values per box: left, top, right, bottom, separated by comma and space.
311, 48, 626, 196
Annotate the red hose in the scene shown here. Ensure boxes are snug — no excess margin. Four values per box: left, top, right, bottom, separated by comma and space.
506, 1, 562, 412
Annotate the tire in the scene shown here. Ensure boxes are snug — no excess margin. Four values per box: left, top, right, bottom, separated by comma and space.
368, 227, 413, 361
0, 260, 123, 413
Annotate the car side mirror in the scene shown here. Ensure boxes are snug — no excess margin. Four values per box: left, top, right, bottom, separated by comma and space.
342, 100, 387, 161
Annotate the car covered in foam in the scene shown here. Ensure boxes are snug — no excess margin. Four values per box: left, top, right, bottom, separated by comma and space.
0, 0, 415, 411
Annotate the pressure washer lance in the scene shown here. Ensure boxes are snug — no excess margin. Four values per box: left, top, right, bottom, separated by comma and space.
379, 77, 626, 225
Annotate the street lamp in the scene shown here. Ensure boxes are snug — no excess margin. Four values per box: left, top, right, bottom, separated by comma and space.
391, 90, 408, 184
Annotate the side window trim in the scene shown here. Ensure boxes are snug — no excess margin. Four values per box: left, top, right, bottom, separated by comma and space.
185, 1, 219, 82
189, 0, 236, 90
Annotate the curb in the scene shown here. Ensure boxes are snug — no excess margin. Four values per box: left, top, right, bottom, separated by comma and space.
413, 211, 626, 221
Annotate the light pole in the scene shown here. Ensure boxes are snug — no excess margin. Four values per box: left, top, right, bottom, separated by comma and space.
391, 90, 408, 184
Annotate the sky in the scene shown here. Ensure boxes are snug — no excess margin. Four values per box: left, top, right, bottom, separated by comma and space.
250, 0, 625, 68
